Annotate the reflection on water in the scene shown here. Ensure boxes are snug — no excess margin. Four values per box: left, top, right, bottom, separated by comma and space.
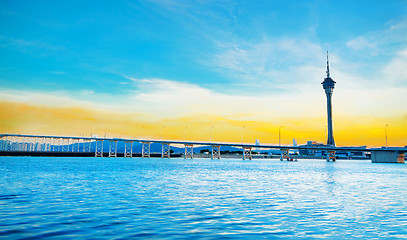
0, 157, 406, 239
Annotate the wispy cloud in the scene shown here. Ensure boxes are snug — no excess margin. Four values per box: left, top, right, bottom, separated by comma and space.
346, 18, 407, 54
0, 36, 64, 55
49, 71, 67, 75
8, 72, 406, 120
207, 37, 325, 90
381, 47, 407, 86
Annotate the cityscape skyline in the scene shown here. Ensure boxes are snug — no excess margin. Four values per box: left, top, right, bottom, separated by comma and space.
1, 1, 406, 147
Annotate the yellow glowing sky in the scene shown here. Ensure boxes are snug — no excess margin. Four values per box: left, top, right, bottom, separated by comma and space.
1, 101, 405, 147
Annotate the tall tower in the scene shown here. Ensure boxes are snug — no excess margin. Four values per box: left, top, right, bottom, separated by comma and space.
322, 51, 336, 146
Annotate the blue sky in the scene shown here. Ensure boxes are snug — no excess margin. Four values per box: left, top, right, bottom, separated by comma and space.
0, 0, 407, 145
1, 0, 406, 93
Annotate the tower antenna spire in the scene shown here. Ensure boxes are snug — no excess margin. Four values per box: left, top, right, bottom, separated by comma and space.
326, 51, 330, 78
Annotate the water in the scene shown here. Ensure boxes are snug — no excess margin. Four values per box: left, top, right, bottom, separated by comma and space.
0, 157, 406, 239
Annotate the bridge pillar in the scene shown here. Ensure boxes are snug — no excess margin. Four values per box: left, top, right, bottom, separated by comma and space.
12, 137, 17, 151
28, 137, 33, 151
14, 137, 19, 151
243, 147, 252, 160
327, 151, 336, 162
371, 151, 405, 163
84, 139, 91, 152
17, 137, 23, 151
95, 140, 104, 157
0, 136, 5, 151
56, 138, 62, 152
25, 137, 30, 151
38, 137, 43, 151
4, 137, 11, 151
9, 136, 15, 151
78, 139, 83, 152
162, 143, 170, 158
124, 141, 133, 157
62, 138, 69, 152
73, 139, 80, 152
34, 137, 40, 151
44, 137, 49, 151
141, 142, 151, 158
184, 144, 194, 159
51, 138, 56, 152
21, 137, 26, 151
23, 137, 27, 151
211, 145, 221, 160
109, 140, 118, 157
39, 137, 44, 151
7, 137, 12, 151
280, 149, 290, 161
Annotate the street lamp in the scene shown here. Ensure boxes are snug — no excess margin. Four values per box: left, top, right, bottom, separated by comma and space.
241, 126, 245, 145
385, 124, 388, 148
279, 126, 283, 147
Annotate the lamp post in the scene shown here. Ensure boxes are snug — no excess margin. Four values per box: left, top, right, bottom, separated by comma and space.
385, 124, 388, 148
241, 126, 245, 145
279, 126, 283, 147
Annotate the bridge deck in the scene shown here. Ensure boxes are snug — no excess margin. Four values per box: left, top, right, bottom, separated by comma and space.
1, 133, 406, 153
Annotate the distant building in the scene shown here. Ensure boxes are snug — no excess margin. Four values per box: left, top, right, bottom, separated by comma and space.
299, 141, 325, 156
255, 139, 260, 151
299, 140, 368, 159
293, 138, 299, 154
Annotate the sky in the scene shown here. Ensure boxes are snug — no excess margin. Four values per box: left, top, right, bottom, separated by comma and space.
0, 0, 406, 147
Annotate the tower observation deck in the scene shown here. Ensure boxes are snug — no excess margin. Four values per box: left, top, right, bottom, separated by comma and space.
322, 51, 336, 146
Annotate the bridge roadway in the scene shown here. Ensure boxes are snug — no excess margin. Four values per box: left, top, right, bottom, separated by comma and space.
0, 133, 406, 163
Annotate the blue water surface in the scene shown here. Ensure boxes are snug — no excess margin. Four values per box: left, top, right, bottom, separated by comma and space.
0, 157, 406, 239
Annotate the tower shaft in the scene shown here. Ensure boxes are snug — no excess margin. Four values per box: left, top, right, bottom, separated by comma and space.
326, 91, 335, 146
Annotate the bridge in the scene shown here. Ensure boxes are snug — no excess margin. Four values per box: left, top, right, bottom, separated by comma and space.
0, 133, 405, 163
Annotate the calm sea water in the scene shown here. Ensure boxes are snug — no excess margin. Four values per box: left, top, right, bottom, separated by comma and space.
0, 157, 406, 239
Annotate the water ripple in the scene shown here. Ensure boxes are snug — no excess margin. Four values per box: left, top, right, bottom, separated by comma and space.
0, 157, 406, 239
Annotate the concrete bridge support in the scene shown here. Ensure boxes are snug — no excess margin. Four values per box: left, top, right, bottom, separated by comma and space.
55, 138, 62, 152
31, 137, 37, 151
211, 145, 220, 160
42, 137, 47, 151
280, 149, 290, 161
72, 139, 79, 152
327, 151, 336, 162
63, 138, 69, 152
141, 142, 151, 158
243, 147, 252, 160
162, 143, 170, 158
95, 140, 104, 157
45, 137, 50, 151
124, 141, 133, 157
109, 140, 118, 157
371, 151, 405, 163
0, 137, 5, 151
84, 139, 91, 152
184, 144, 194, 159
